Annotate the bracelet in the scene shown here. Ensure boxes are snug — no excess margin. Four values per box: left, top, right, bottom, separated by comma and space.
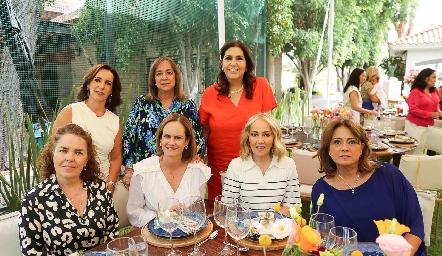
107, 180, 116, 189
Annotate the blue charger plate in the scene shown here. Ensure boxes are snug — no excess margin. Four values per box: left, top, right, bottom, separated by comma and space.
147, 213, 208, 238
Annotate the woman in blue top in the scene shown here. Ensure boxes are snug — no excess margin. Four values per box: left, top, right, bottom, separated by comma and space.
122, 56, 204, 186
311, 118, 426, 256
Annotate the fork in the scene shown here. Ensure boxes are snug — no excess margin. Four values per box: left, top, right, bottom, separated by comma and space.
197, 230, 218, 246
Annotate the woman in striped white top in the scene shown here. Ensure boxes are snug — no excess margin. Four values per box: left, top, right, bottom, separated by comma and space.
222, 113, 301, 216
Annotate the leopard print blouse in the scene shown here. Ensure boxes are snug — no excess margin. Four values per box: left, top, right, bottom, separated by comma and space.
18, 175, 119, 255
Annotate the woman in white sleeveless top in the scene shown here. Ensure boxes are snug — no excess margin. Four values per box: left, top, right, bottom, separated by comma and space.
343, 68, 377, 124
52, 64, 123, 194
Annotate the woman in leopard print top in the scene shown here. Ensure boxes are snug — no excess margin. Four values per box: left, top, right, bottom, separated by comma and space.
18, 124, 119, 255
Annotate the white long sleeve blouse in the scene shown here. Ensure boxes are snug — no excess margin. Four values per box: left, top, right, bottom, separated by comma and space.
126, 155, 211, 227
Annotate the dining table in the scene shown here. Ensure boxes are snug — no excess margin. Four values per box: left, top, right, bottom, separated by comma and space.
87, 200, 285, 255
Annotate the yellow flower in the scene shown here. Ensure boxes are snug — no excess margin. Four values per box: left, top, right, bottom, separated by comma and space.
373, 219, 410, 235
296, 225, 322, 252
259, 234, 272, 247
273, 203, 281, 212
296, 217, 307, 226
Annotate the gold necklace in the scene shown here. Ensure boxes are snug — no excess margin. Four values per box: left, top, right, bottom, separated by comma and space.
337, 172, 360, 193
63, 184, 82, 202
230, 86, 243, 94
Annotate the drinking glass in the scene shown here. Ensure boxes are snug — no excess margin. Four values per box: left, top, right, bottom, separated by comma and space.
214, 195, 235, 255
106, 237, 138, 256
226, 203, 251, 256
383, 119, 392, 134
158, 198, 183, 256
303, 122, 313, 148
182, 196, 207, 256
128, 235, 149, 256
308, 213, 335, 246
325, 226, 358, 256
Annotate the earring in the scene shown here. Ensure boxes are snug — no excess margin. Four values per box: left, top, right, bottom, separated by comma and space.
185, 145, 188, 150
159, 142, 162, 147
83, 166, 86, 172
108, 94, 112, 103
245, 68, 247, 72
87, 88, 90, 97
271, 147, 274, 153
222, 67, 224, 71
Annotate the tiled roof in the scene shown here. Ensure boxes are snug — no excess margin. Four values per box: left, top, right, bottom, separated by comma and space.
390, 25, 442, 46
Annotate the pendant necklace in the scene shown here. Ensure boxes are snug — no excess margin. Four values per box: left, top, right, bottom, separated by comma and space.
337, 172, 360, 193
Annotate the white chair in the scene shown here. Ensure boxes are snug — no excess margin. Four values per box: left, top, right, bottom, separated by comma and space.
399, 155, 442, 246
424, 126, 442, 154
291, 149, 323, 201
113, 181, 131, 229
0, 211, 21, 256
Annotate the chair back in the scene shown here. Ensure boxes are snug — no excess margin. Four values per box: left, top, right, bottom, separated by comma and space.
424, 126, 442, 153
291, 149, 323, 185
399, 155, 442, 190
113, 182, 131, 229
0, 211, 21, 256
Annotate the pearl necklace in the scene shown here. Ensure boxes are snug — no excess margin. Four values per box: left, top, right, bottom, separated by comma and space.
337, 172, 360, 193
228, 86, 243, 98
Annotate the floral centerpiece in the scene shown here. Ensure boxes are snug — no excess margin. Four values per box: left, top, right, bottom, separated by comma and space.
403, 69, 421, 85
310, 105, 355, 140
374, 218, 412, 256
258, 194, 342, 256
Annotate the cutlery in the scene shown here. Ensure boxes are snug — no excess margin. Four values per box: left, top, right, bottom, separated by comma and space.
197, 230, 218, 246
224, 241, 248, 251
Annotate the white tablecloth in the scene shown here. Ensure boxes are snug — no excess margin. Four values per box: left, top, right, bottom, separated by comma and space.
380, 116, 442, 130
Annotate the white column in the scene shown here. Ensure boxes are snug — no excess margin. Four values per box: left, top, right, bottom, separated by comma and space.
217, 0, 225, 50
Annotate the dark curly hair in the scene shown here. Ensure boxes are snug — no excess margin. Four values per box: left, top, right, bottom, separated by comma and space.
343, 68, 365, 93
411, 68, 436, 93
38, 124, 100, 182
145, 56, 186, 102
314, 118, 377, 178
217, 40, 255, 99
76, 63, 122, 112
155, 113, 196, 163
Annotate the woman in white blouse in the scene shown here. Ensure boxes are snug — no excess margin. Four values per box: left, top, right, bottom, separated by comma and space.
126, 113, 211, 227
222, 113, 301, 216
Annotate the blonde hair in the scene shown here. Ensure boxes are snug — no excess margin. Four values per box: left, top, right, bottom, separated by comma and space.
365, 66, 379, 81
240, 113, 286, 161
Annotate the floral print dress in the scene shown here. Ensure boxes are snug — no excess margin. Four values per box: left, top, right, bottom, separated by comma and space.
122, 95, 205, 167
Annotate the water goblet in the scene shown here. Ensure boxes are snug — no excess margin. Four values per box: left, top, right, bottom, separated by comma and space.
158, 198, 183, 256
106, 237, 138, 256
308, 213, 335, 246
182, 196, 207, 256
325, 226, 358, 256
303, 122, 313, 148
226, 203, 251, 256
128, 235, 149, 256
214, 195, 235, 255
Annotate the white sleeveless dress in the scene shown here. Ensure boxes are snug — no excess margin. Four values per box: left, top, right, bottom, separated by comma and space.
343, 85, 362, 124
71, 101, 120, 179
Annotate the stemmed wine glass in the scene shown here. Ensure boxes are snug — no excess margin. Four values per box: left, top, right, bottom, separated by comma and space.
157, 198, 183, 256
309, 213, 335, 246
281, 112, 290, 138
325, 226, 358, 256
182, 196, 207, 256
302, 121, 313, 149
106, 237, 138, 256
214, 195, 235, 255
225, 203, 251, 256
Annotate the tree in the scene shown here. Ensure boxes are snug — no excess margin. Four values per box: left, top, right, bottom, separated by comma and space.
386, 0, 419, 38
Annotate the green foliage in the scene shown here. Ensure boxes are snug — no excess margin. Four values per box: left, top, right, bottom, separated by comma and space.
266, 0, 294, 56
272, 87, 302, 126
380, 56, 405, 80
0, 87, 75, 211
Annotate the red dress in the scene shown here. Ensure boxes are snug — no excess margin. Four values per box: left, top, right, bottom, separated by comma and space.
198, 77, 277, 200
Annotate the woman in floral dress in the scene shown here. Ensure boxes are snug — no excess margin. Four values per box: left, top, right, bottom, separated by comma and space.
122, 56, 204, 186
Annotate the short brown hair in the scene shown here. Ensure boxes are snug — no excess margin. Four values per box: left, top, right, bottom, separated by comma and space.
314, 118, 376, 178
38, 123, 100, 182
240, 113, 286, 161
155, 113, 196, 162
145, 56, 185, 102
77, 63, 122, 112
